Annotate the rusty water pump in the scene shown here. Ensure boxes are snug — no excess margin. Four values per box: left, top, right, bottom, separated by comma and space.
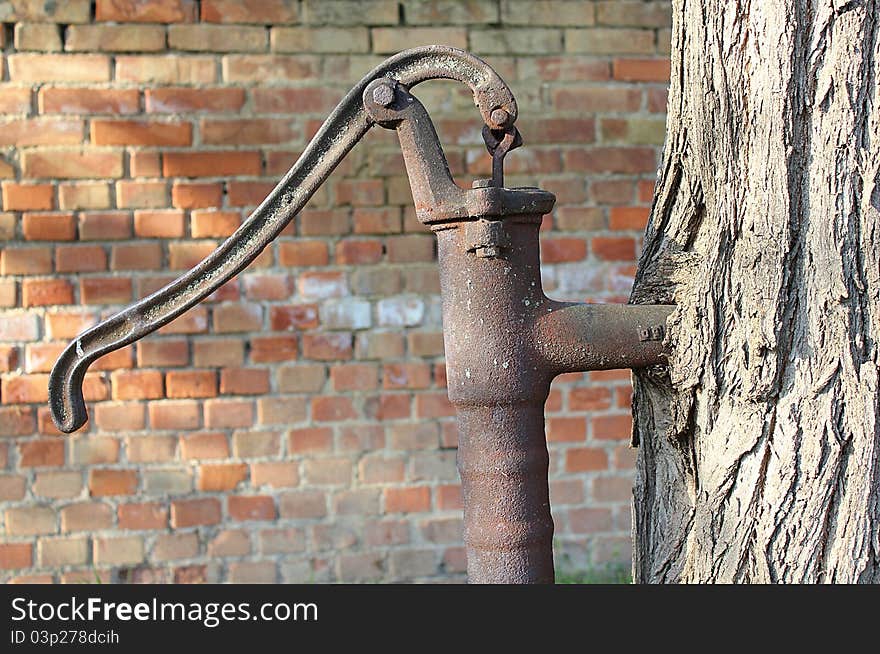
48, 46, 673, 584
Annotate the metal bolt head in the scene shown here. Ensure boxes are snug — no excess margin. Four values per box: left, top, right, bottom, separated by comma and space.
372, 84, 396, 107
490, 108, 510, 127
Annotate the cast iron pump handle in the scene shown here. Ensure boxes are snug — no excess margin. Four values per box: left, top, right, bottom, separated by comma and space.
48, 46, 523, 433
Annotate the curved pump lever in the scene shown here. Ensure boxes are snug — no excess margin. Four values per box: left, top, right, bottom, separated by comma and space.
49, 45, 520, 433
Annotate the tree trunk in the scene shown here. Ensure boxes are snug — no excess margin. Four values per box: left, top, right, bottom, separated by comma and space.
631, 0, 880, 583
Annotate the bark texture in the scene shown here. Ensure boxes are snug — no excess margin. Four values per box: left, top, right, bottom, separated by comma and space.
631, 0, 880, 583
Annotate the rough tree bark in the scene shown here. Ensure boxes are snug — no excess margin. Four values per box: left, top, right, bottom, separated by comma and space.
631, 0, 880, 582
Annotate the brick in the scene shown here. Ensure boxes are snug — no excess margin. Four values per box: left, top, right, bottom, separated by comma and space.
279, 490, 326, 519
596, 1, 672, 27
278, 239, 329, 267
565, 447, 609, 472
21, 212, 75, 242
154, 533, 199, 561
2, 183, 53, 211
2, 374, 50, 403
353, 207, 401, 234
58, 183, 110, 211
547, 416, 588, 443
39, 88, 139, 115
541, 237, 588, 263
243, 275, 293, 304
96, 0, 198, 23
271, 27, 369, 53
377, 297, 424, 327
304, 458, 351, 485
93, 536, 144, 566
80, 277, 132, 305
146, 87, 244, 114
89, 469, 137, 496
171, 25, 267, 54
228, 561, 276, 584
0, 474, 26, 501
613, 57, 671, 82
202, 0, 299, 23
204, 118, 299, 144
359, 454, 405, 485
204, 399, 253, 428
37, 536, 88, 567
592, 413, 633, 440
286, 427, 331, 454
354, 333, 404, 361
229, 495, 276, 521
70, 437, 119, 466
220, 367, 269, 396
93, 402, 145, 432
165, 370, 217, 399
251, 462, 299, 488
553, 86, 642, 113
93, 121, 192, 147
208, 529, 250, 557
194, 338, 244, 366
470, 28, 562, 54
372, 28, 467, 54
227, 181, 274, 207
302, 333, 352, 361
0, 118, 84, 146
110, 369, 163, 401
171, 498, 221, 528
67, 24, 167, 52
1, 248, 51, 275
22, 150, 123, 179
163, 151, 261, 177
59, 502, 112, 532
18, 439, 64, 467
311, 396, 356, 422
0, 543, 33, 570
270, 304, 319, 331
137, 340, 188, 368
127, 435, 177, 463
116, 55, 216, 84
384, 486, 431, 513
259, 527, 305, 555
222, 54, 318, 82
502, 1, 593, 26
592, 236, 636, 261
565, 147, 657, 174
8, 54, 111, 82
569, 386, 613, 411
609, 206, 650, 231
6, 505, 56, 535
79, 211, 131, 240
566, 28, 656, 54
569, 507, 614, 534
133, 209, 185, 238
335, 239, 383, 265
178, 432, 227, 461
0, 87, 32, 114
299, 208, 351, 235
115, 181, 168, 209
171, 182, 222, 210
212, 303, 262, 333
168, 241, 217, 270
191, 210, 240, 238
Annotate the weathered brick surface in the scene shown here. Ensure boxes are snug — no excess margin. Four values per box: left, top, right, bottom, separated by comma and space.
0, 1, 671, 583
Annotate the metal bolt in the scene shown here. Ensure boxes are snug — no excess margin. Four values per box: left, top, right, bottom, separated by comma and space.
490, 108, 510, 127
372, 84, 396, 107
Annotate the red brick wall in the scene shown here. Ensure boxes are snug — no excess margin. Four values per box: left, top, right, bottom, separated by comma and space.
0, 1, 671, 583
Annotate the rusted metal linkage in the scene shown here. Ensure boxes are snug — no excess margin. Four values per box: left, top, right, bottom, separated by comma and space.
47, 45, 672, 585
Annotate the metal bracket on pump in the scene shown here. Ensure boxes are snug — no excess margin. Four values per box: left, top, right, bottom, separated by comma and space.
47, 45, 673, 585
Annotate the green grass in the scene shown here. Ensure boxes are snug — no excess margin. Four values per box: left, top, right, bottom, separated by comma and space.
555, 563, 632, 584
